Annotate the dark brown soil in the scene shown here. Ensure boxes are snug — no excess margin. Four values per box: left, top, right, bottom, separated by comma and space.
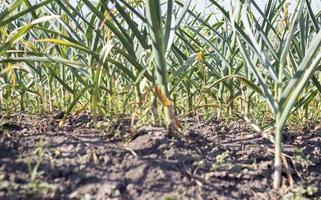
0, 114, 320, 200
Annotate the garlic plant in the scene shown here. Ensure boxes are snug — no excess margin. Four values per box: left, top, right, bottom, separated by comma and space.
1, 0, 321, 189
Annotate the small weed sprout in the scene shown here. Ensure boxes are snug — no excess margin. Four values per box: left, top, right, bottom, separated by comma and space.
26, 138, 53, 196
212, 151, 231, 170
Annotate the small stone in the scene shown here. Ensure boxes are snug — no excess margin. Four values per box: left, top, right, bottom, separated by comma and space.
103, 155, 111, 164
126, 183, 134, 191
0, 173, 5, 180
69, 190, 79, 199
242, 168, 249, 174
79, 164, 86, 170
112, 189, 120, 197
20, 128, 28, 134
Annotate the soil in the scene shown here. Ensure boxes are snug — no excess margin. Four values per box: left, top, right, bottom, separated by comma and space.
0, 113, 320, 200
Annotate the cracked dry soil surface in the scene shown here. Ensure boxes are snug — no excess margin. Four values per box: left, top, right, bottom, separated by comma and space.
0, 114, 320, 200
